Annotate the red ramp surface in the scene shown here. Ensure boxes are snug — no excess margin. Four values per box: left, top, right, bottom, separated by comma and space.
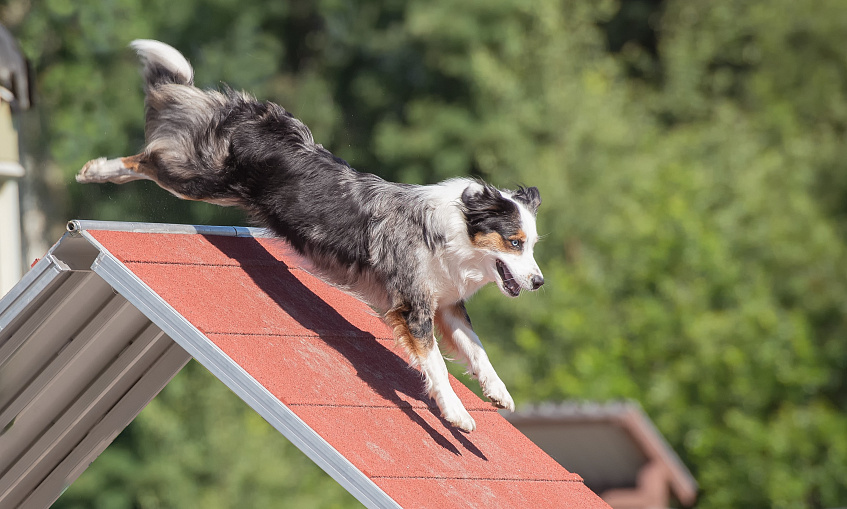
0, 222, 609, 508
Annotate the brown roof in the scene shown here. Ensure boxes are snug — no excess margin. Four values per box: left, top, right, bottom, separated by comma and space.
507, 401, 698, 507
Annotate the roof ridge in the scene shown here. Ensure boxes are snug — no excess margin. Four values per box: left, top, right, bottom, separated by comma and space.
67, 219, 273, 238
370, 475, 583, 482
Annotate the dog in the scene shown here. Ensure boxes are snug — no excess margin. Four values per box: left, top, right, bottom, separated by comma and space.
76, 40, 544, 432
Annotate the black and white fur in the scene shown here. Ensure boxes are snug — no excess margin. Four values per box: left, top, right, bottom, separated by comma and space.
77, 40, 544, 432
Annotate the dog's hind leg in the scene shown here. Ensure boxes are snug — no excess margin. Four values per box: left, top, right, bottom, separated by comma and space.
385, 303, 476, 432
78, 152, 242, 207
435, 302, 515, 412
76, 154, 154, 185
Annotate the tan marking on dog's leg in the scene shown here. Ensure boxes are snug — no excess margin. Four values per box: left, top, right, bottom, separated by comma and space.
384, 305, 426, 365
435, 303, 514, 411
121, 153, 173, 183
385, 306, 476, 432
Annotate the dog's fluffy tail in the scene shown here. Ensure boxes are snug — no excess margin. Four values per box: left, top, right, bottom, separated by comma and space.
129, 39, 194, 90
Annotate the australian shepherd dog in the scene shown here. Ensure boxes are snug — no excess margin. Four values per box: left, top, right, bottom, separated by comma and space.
77, 40, 544, 432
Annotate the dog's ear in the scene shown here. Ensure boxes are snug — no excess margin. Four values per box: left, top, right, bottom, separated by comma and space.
461, 183, 512, 217
461, 183, 518, 235
512, 186, 541, 215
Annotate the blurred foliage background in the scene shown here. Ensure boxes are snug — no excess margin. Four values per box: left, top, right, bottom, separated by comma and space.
3, 0, 847, 507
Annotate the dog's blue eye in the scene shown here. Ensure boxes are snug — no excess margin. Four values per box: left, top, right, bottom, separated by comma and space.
510, 239, 521, 248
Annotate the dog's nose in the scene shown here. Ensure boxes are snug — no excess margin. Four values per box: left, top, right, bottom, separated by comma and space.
530, 274, 544, 290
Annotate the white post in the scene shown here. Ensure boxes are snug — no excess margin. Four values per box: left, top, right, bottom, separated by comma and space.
0, 178, 22, 295
0, 98, 24, 295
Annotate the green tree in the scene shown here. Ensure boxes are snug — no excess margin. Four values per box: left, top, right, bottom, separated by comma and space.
5, 0, 847, 507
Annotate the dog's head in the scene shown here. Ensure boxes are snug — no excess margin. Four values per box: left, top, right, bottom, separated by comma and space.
462, 183, 543, 297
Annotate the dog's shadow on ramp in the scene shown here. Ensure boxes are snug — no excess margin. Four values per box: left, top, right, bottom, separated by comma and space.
204, 235, 487, 460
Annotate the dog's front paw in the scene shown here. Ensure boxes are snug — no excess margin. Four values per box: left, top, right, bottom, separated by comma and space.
482, 377, 515, 412
435, 393, 476, 432
442, 404, 476, 432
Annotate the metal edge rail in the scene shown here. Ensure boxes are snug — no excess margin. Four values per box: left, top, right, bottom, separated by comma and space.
66, 220, 274, 238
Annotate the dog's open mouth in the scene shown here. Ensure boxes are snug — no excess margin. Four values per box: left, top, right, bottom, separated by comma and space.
496, 259, 521, 297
